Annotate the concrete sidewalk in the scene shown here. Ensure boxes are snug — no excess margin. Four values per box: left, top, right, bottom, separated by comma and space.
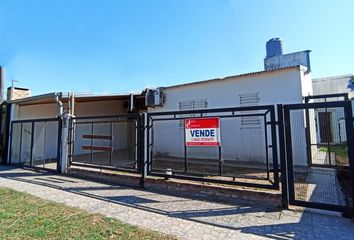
0, 166, 353, 240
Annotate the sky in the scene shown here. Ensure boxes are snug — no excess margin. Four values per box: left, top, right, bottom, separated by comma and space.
0, 0, 353, 95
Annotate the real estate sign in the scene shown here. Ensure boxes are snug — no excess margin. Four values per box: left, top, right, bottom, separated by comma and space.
185, 117, 221, 146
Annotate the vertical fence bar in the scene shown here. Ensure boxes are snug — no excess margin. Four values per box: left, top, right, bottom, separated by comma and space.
184, 119, 188, 172
277, 104, 289, 208
71, 119, 75, 165
218, 145, 222, 176
264, 114, 270, 180
19, 123, 23, 164
57, 119, 62, 173
110, 122, 113, 166
8, 121, 14, 164
43, 122, 47, 168
139, 114, 145, 187
283, 106, 295, 204
30, 122, 35, 167
343, 101, 354, 216
304, 97, 312, 167
90, 122, 94, 164
146, 115, 151, 174
270, 106, 279, 189
150, 119, 154, 173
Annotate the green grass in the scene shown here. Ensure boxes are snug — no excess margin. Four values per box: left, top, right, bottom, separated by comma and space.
319, 145, 348, 157
0, 187, 175, 240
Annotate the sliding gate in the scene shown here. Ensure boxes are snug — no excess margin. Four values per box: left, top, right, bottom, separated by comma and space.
147, 105, 280, 189
8, 118, 62, 172
283, 100, 354, 214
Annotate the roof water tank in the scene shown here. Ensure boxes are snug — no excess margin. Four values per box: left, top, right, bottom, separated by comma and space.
266, 38, 283, 58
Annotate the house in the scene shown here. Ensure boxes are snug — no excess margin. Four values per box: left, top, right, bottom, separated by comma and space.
311, 75, 353, 145
147, 65, 313, 170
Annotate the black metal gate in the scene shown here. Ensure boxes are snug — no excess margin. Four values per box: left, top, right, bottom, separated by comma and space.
146, 105, 279, 189
282, 100, 354, 214
8, 118, 62, 172
69, 114, 144, 174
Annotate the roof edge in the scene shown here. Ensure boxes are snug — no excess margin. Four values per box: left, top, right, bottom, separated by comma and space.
7, 92, 61, 104
162, 65, 303, 90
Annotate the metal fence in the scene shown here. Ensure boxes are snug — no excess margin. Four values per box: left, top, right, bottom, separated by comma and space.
9, 118, 61, 172
146, 105, 279, 189
282, 100, 354, 214
69, 114, 143, 174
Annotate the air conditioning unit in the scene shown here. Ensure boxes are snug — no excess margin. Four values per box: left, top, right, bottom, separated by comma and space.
145, 88, 164, 107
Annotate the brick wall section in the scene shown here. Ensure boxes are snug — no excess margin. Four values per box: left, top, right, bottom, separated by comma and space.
67, 168, 282, 206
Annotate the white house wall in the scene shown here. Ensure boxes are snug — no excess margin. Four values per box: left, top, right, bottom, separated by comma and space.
149, 67, 312, 166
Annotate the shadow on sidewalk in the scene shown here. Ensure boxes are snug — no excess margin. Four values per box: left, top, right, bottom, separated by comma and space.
0, 166, 352, 239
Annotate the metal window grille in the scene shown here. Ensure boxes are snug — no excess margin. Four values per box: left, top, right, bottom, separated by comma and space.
239, 93, 261, 128
179, 99, 208, 128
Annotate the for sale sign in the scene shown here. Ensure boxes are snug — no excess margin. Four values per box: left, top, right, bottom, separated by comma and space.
185, 117, 221, 146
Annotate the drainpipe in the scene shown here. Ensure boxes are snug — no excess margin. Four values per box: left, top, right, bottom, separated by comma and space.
54, 93, 63, 117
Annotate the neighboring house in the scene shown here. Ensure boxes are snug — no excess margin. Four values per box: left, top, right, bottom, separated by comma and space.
312, 74, 354, 144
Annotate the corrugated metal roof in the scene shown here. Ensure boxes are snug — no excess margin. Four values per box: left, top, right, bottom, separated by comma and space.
313, 74, 354, 83
162, 65, 303, 90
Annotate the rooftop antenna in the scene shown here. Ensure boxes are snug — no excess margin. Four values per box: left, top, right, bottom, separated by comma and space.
9, 80, 19, 100
11, 79, 19, 88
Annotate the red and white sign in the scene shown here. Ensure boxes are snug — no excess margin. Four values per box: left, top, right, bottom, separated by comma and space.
185, 117, 221, 146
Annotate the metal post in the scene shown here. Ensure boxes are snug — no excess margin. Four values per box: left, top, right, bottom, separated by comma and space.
184, 119, 188, 172
90, 122, 94, 164
264, 115, 269, 180
57, 119, 62, 173
304, 97, 312, 167
218, 145, 222, 176
8, 121, 14, 165
284, 106, 295, 204
43, 122, 47, 168
110, 122, 113, 166
139, 114, 145, 187
270, 106, 280, 189
277, 104, 289, 208
146, 116, 151, 174
343, 101, 354, 216
19, 123, 23, 164
30, 122, 35, 167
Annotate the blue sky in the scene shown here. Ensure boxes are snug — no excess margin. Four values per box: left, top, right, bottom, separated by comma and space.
0, 0, 353, 95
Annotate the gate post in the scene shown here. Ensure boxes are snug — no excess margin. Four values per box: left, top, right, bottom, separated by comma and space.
59, 114, 70, 174
343, 101, 354, 217
277, 104, 289, 209
138, 113, 146, 187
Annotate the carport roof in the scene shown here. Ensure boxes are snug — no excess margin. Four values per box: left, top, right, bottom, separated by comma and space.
7, 93, 139, 106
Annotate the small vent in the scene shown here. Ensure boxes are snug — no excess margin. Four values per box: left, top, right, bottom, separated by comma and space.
239, 93, 260, 129
179, 99, 208, 128
179, 99, 208, 110
240, 93, 260, 106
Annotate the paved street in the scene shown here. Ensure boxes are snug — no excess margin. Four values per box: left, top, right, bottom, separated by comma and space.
0, 166, 353, 240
